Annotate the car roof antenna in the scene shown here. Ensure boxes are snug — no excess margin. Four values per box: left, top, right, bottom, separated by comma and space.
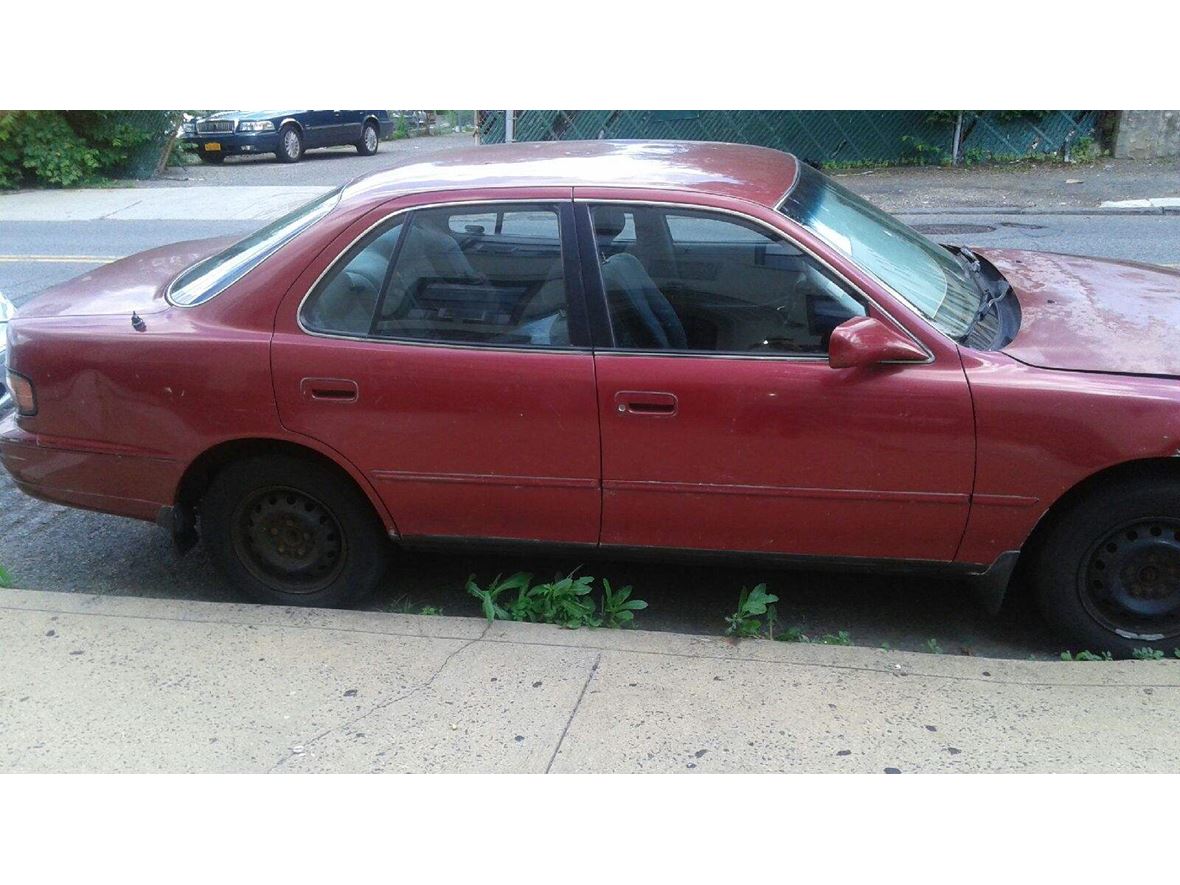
131, 311, 146, 332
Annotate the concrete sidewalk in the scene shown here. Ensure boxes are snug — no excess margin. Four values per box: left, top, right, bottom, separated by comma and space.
1, 588, 1177, 773
0, 186, 332, 222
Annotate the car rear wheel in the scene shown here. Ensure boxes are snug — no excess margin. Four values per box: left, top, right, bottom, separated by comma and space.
201, 455, 389, 607
1032, 476, 1180, 655
276, 125, 303, 163
197, 148, 225, 164
356, 121, 380, 156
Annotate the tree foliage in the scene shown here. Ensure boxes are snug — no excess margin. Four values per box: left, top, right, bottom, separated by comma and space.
0, 110, 179, 188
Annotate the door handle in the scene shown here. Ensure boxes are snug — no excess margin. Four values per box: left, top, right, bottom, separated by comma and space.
301, 377, 358, 403
614, 391, 677, 416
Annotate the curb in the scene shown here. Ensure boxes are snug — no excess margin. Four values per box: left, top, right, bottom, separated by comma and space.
893, 206, 1180, 217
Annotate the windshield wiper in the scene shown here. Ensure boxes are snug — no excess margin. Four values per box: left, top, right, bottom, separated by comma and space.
951, 246, 1011, 341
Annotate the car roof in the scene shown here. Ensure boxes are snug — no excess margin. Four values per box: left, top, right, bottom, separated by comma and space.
340, 140, 800, 209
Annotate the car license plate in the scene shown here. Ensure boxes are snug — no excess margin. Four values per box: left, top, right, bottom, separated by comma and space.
203, 142, 221, 151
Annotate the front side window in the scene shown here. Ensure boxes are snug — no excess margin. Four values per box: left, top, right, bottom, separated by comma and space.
591, 205, 866, 354
170, 188, 342, 306
302, 203, 573, 348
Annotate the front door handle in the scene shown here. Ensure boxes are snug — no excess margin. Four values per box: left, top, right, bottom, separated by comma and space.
301, 377, 358, 403
614, 390, 677, 416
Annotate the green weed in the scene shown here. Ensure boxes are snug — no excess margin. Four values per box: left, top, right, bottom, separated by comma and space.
1060, 650, 1114, 662
817, 631, 853, 647
600, 579, 648, 629
465, 571, 647, 630
1131, 647, 1165, 661
724, 584, 779, 638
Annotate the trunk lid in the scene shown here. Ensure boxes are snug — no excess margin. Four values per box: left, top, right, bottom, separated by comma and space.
14, 236, 238, 319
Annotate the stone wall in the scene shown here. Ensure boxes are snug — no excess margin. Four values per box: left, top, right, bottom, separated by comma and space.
1113, 111, 1180, 159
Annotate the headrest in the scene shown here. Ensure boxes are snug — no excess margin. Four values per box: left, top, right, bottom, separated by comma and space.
593, 207, 627, 246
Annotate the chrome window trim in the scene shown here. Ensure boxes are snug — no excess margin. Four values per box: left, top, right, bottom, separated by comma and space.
295, 197, 587, 355
576, 198, 935, 365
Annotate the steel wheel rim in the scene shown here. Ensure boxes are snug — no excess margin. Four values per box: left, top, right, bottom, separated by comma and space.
231, 485, 346, 593
1081, 517, 1180, 639
364, 126, 378, 151
283, 130, 300, 158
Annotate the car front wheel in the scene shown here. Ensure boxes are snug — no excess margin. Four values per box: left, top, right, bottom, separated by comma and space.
1033, 475, 1180, 656
356, 121, 380, 156
201, 455, 390, 607
276, 125, 304, 163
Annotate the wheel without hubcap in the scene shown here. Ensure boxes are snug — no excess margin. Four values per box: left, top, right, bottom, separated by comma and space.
1033, 476, 1180, 654
201, 455, 389, 607
1081, 518, 1180, 639
232, 486, 346, 594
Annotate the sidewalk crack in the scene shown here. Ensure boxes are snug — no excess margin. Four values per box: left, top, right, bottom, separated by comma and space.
545, 651, 601, 773
268, 622, 490, 772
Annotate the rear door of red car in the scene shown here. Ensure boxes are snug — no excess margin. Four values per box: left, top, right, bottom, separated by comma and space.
574, 198, 976, 563
272, 192, 602, 545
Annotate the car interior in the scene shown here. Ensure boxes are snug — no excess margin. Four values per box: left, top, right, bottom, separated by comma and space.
304, 206, 569, 346
592, 205, 865, 353
302, 203, 865, 353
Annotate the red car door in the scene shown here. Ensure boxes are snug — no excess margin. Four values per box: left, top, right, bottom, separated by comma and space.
579, 201, 975, 562
272, 196, 601, 544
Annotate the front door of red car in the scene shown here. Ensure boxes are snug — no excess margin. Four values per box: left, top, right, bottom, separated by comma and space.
579, 202, 975, 562
272, 198, 601, 544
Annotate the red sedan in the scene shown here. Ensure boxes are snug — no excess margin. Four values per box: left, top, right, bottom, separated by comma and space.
4, 140, 1180, 654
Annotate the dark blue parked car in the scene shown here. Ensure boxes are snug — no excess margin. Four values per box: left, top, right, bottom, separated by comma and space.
181, 110, 395, 164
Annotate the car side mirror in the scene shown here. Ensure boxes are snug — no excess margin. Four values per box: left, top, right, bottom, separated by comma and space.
828, 316, 927, 369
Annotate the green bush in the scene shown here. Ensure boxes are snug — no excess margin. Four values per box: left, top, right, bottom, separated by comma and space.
0, 110, 178, 189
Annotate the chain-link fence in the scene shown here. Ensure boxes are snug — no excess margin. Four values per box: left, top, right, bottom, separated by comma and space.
476, 110, 1100, 166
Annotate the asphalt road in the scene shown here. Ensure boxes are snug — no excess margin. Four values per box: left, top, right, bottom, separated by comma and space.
3, 210, 1180, 659
158, 131, 475, 188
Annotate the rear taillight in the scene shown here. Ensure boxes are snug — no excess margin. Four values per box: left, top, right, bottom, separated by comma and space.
5, 368, 36, 416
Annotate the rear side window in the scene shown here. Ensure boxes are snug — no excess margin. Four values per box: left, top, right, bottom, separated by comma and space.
301, 203, 575, 348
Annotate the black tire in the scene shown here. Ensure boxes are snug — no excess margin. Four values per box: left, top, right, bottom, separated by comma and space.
201, 455, 389, 608
356, 121, 380, 156
275, 124, 303, 163
1032, 476, 1180, 656
197, 148, 225, 164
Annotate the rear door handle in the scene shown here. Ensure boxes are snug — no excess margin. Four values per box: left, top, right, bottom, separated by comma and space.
614, 391, 677, 416
301, 377, 358, 403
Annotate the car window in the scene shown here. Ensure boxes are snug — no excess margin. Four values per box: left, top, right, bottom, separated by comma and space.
302, 204, 573, 348
301, 221, 405, 337
447, 209, 561, 240
665, 213, 769, 245
591, 205, 866, 354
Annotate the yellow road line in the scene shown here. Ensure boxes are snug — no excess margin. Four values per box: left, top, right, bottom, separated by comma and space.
0, 255, 118, 264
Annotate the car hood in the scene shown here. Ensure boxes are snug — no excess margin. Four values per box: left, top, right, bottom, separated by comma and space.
978, 248, 1180, 377
13, 236, 240, 319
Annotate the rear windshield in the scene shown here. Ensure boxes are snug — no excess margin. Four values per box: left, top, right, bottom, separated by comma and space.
167, 188, 341, 306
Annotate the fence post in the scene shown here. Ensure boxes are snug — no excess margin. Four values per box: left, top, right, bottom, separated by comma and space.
505, 110, 514, 144
951, 111, 964, 166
